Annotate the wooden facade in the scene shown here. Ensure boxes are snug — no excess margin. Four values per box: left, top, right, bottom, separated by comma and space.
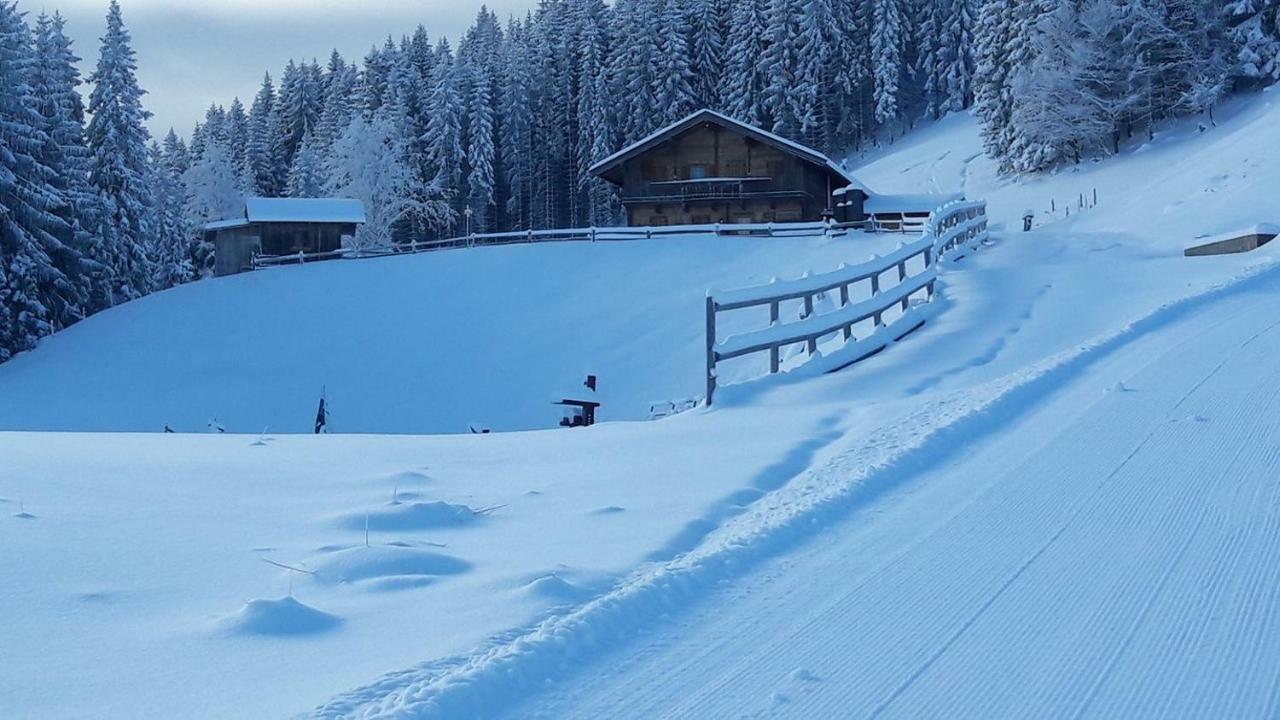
590, 110, 867, 226
210, 222, 359, 276
206, 198, 365, 276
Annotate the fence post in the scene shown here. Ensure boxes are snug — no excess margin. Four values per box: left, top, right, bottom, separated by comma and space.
705, 295, 717, 405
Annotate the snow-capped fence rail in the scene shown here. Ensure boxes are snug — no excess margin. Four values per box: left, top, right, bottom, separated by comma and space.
703, 200, 987, 405
395, 220, 871, 254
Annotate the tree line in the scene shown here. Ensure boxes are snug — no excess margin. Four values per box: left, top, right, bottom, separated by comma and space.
2, 0, 1278, 361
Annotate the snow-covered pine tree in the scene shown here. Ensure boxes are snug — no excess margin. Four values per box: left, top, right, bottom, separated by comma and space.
424, 39, 464, 230
574, 0, 618, 227
287, 132, 327, 198
224, 97, 250, 189
1225, 0, 1280, 81
146, 141, 192, 288
246, 73, 282, 196
86, 0, 154, 302
796, 0, 837, 150
500, 16, 535, 230
275, 59, 322, 171
761, 0, 804, 135
466, 67, 497, 233
0, 1, 64, 357
31, 10, 95, 326
690, 0, 728, 109
654, 0, 698, 125
942, 0, 977, 113
723, 0, 771, 126
609, 0, 661, 143
871, 0, 907, 127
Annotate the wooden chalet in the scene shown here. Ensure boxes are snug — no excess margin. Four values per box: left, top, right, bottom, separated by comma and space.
205, 197, 366, 276
589, 109, 868, 226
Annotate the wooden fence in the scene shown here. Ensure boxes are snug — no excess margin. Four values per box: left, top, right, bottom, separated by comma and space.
248, 216, 926, 269
703, 200, 988, 405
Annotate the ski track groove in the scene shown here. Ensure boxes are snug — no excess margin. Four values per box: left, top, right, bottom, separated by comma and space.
312, 262, 1280, 720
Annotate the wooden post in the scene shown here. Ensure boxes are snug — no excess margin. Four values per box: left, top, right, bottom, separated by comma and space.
803, 294, 816, 354
705, 295, 717, 405
898, 262, 910, 311
840, 284, 851, 340
769, 300, 781, 372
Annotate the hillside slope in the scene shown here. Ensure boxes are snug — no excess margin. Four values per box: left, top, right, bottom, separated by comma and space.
0, 234, 895, 434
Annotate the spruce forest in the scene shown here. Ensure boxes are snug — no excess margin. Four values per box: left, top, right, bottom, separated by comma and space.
2, 0, 1278, 361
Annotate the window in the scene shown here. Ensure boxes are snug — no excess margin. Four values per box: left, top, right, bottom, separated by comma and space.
689, 164, 708, 180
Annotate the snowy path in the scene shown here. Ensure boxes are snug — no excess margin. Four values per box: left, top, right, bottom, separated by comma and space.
505, 268, 1280, 718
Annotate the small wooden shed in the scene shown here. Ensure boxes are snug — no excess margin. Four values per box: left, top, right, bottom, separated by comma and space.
588, 109, 869, 226
206, 197, 366, 276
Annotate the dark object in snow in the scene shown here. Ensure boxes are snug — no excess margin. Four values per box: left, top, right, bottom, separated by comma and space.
164, 425, 175, 433
557, 375, 601, 427
1023, 211, 1034, 232
1184, 225, 1279, 256
469, 425, 491, 434
315, 393, 328, 434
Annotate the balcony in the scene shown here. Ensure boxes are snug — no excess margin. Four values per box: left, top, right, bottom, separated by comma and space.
622, 177, 812, 206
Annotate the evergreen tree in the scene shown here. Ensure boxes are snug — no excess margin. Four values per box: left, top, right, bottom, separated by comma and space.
246, 73, 281, 196
86, 0, 154, 302
0, 1, 63, 357
871, 0, 907, 126
275, 59, 322, 170
147, 141, 192, 288
424, 39, 464, 227
690, 0, 727, 109
723, 0, 770, 125
466, 68, 496, 233
31, 11, 96, 325
761, 0, 803, 135
654, 0, 698, 124
287, 132, 327, 198
1225, 0, 1280, 81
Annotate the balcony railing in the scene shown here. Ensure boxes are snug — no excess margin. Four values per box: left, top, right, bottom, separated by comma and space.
623, 177, 811, 205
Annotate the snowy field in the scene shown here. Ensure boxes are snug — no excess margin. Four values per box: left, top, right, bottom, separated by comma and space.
0, 232, 901, 434
4, 90, 1280, 718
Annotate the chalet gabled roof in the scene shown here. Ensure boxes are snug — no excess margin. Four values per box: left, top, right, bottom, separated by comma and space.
588, 109, 867, 191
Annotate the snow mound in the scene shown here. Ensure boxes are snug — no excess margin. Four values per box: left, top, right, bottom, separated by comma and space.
223, 596, 341, 637
339, 501, 480, 532
312, 545, 471, 587
519, 575, 595, 603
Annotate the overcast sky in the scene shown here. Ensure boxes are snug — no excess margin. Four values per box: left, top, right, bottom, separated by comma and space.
33, 0, 535, 137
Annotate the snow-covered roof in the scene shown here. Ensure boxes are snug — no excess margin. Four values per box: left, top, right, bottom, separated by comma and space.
203, 218, 250, 231
204, 198, 367, 231
588, 109, 869, 191
244, 197, 366, 224
864, 193, 963, 215
1193, 223, 1280, 245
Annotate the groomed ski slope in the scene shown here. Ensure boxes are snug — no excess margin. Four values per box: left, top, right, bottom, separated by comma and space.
4, 91, 1280, 719
505, 259, 1280, 720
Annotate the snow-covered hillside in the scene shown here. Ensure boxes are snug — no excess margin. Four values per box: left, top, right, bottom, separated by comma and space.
5, 91, 1280, 720
0, 234, 897, 434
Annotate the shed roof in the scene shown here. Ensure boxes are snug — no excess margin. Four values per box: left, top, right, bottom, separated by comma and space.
588, 109, 868, 191
244, 197, 366, 224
